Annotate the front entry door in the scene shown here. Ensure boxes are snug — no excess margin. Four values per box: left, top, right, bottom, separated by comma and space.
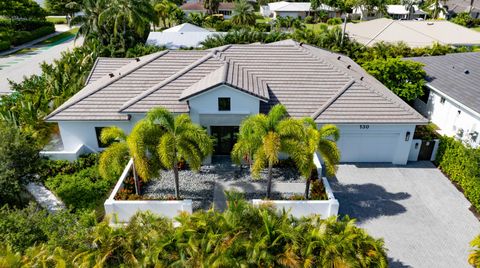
211, 126, 239, 155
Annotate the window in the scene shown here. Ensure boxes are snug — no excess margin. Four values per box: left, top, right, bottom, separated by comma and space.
95, 127, 111, 148
218, 97, 231, 111
440, 97, 446, 104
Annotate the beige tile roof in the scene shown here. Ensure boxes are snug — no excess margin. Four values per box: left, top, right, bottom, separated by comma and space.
46, 40, 426, 124
85, 57, 135, 85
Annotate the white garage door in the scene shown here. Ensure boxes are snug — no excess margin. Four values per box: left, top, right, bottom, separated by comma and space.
337, 133, 399, 163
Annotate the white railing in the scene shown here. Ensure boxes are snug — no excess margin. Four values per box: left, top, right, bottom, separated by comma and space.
104, 159, 193, 223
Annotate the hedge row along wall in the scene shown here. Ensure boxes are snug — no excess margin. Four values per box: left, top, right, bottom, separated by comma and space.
435, 136, 480, 211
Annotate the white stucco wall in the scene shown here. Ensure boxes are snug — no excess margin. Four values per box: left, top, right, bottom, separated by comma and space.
274, 11, 307, 19
57, 114, 144, 152
326, 124, 416, 165
424, 87, 480, 147
188, 84, 261, 127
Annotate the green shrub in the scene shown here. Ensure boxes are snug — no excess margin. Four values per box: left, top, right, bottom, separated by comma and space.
46, 17, 67, 24
0, 195, 388, 267
327, 17, 342, 25
254, 22, 271, 32
38, 153, 99, 180
12, 25, 55, 45
451, 12, 478, 27
435, 136, 480, 210
0, 40, 10, 51
304, 15, 314, 24
0, 204, 48, 253
45, 166, 114, 210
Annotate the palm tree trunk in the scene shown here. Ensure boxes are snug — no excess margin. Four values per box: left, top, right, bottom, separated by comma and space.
341, 13, 347, 46
266, 163, 273, 199
305, 179, 311, 199
173, 162, 180, 199
133, 161, 140, 195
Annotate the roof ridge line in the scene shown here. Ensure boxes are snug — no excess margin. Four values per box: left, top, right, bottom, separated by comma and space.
85, 57, 101, 85
396, 21, 444, 45
311, 79, 355, 120
119, 46, 230, 112
364, 19, 396, 46
45, 50, 170, 121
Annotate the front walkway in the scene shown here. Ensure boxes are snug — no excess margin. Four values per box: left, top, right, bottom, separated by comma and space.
331, 161, 480, 268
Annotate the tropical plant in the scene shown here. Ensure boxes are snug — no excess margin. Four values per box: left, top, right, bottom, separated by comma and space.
45, 0, 80, 24
146, 107, 213, 199
428, 0, 447, 19
402, 0, 417, 20
231, 0, 256, 26
470, 235, 480, 267
0, 193, 388, 267
232, 104, 312, 198
70, 0, 107, 43
362, 58, 427, 102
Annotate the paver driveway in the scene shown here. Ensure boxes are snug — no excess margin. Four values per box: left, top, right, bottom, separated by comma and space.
330, 161, 480, 268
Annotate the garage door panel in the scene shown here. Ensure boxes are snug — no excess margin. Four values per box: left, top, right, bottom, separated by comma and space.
337, 133, 399, 163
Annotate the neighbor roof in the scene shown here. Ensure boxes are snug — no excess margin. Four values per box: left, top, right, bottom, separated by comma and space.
445, 0, 480, 13
268, 1, 335, 12
46, 40, 426, 124
163, 23, 211, 33
409, 52, 480, 115
386, 5, 427, 15
346, 18, 480, 47
180, 2, 235, 11
146, 32, 224, 49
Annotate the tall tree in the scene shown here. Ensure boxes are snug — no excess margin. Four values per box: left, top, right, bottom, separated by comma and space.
0, 0, 46, 21
232, 104, 311, 198
203, 0, 220, 15
429, 0, 446, 19
98, 0, 155, 48
231, 0, 256, 26
146, 107, 213, 199
70, 0, 107, 43
45, 0, 80, 24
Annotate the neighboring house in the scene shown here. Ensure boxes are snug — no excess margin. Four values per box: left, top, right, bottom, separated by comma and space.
409, 52, 480, 147
180, 2, 235, 19
346, 18, 480, 47
44, 40, 426, 164
444, 0, 480, 18
260, 1, 337, 19
386, 5, 427, 20
146, 23, 224, 49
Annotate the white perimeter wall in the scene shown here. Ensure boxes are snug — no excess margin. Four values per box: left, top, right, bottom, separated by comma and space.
326, 124, 416, 165
424, 89, 480, 147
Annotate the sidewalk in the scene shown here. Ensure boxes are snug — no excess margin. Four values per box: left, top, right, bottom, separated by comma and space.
0, 25, 71, 57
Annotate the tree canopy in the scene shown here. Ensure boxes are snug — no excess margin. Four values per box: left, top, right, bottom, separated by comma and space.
0, 0, 46, 20
362, 58, 427, 102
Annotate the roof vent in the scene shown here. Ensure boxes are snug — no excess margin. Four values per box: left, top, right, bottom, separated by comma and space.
109, 73, 115, 78
347, 65, 351, 69
427, 22, 434, 25
464, 69, 470, 74
337, 56, 341, 60
118, 72, 121, 76
299, 42, 304, 46
360, 76, 364, 80
135, 58, 140, 62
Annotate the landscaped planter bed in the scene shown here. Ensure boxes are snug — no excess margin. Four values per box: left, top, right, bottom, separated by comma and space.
104, 159, 193, 223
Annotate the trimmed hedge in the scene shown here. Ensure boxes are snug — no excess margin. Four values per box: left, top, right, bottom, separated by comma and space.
435, 136, 480, 210
0, 19, 53, 32
0, 40, 10, 51
12, 25, 55, 45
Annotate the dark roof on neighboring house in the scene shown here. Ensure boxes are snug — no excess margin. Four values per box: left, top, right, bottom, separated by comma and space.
46, 40, 426, 124
445, 0, 480, 14
180, 2, 235, 11
409, 52, 480, 115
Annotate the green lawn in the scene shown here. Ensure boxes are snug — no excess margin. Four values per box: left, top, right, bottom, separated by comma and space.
473, 26, 480, 32
46, 16, 67, 24
38, 28, 78, 46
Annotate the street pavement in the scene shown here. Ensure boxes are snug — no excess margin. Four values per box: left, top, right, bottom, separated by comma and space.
0, 25, 83, 95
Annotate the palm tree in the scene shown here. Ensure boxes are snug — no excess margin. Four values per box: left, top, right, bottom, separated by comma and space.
99, 0, 154, 47
429, 0, 446, 19
402, 0, 416, 20
98, 120, 164, 192
203, 0, 220, 15
469, 235, 480, 266
70, 0, 107, 43
146, 107, 213, 199
232, 104, 311, 198
231, 0, 256, 26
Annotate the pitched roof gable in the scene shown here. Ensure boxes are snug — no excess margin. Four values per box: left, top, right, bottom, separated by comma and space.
46, 40, 427, 124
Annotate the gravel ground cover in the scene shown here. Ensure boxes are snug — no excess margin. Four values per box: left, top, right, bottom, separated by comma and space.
142, 162, 305, 211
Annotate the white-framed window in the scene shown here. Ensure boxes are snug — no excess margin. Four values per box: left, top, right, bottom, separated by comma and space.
440, 97, 446, 104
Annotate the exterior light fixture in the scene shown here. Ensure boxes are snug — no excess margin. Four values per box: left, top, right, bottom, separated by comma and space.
405, 131, 411, 141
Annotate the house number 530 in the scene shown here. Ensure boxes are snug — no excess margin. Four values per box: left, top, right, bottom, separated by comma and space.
360, 125, 369, 129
